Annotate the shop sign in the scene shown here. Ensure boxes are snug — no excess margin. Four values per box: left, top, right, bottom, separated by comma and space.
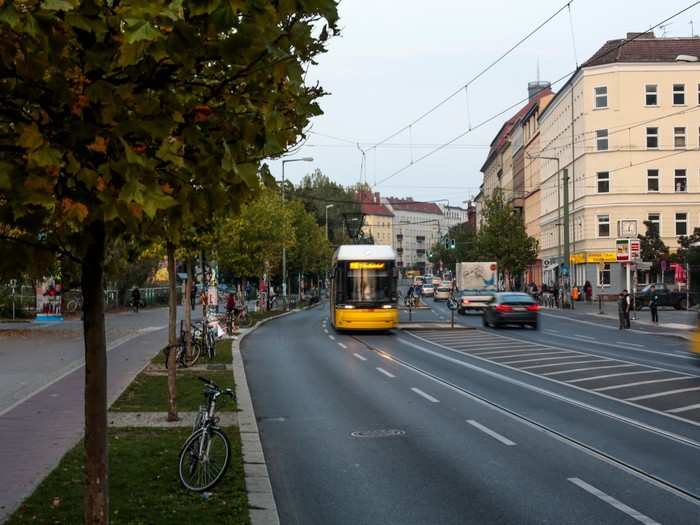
587, 252, 617, 263
616, 239, 630, 262
569, 253, 586, 264
630, 240, 641, 261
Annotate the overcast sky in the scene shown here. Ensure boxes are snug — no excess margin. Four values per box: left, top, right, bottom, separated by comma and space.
267, 0, 700, 207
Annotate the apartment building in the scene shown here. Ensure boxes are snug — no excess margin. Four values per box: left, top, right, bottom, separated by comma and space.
384, 197, 442, 273
538, 32, 700, 292
357, 192, 394, 245
439, 203, 470, 232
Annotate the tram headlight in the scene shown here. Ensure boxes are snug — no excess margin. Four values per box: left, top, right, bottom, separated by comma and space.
381, 304, 396, 309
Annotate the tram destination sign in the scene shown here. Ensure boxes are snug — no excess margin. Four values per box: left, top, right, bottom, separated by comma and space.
349, 261, 386, 270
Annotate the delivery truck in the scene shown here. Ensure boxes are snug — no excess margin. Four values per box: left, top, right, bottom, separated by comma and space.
455, 262, 498, 313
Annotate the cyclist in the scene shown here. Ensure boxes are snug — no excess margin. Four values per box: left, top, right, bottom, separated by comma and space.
131, 286, 141, 313
225, 292, 237, 333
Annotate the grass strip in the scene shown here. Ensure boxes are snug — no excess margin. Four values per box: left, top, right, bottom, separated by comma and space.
152, 339, 232, 366
111, 370, 236, 412
7, 427, 249, 525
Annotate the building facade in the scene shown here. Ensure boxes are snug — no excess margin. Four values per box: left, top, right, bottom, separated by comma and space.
357, 192, 394, 246
538, 33, 700, 292
384, 197, 443, 273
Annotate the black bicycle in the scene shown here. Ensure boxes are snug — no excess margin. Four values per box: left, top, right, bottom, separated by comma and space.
178, 377, 234, 492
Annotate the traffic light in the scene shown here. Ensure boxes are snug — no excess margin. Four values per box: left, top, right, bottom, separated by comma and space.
444, 237, 449, 249
450, 239, 456, 250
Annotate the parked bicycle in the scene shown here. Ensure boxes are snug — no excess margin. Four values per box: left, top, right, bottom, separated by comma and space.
178, 377, 234, 492
224, 304, 252, 335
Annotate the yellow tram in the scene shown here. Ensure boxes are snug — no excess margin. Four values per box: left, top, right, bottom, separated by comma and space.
330, 245, 399, 331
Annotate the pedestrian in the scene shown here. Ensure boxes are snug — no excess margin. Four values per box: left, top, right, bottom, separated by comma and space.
583, 280, 592, 303
649, 284, 659, 324
131, 286, 141, 313
617, 291, 626, 329
552, 282, 560, 308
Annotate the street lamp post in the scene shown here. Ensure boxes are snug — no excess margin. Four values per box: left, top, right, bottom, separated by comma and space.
281, 157, 313, 303
325, 204, 334, 240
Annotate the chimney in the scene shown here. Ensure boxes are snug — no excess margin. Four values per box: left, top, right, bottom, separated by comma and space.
627, 32, 655, 40
528, 81, 550, 101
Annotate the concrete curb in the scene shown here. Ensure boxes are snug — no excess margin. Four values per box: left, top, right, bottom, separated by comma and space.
232, 305, 314, 525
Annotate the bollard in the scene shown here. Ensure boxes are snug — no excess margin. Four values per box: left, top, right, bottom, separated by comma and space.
451, 307, 455, 329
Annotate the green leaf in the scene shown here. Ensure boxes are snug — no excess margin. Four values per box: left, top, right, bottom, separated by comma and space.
41, 0, 80, 11
221, 141, 235, 172
142, 189, 177, 219
156, 137, 184, 168
0, 5, 21, 29
18, 123, 44, 151
237, 163, 259, 189
28, 145, 64, 168
123, 18, 163, 44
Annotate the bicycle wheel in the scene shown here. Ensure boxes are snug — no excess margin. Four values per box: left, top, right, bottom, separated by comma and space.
183, 341, 201, 368
178, 427, 231, 492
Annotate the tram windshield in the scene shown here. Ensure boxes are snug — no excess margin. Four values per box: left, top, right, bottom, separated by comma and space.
336, 261, 397, 304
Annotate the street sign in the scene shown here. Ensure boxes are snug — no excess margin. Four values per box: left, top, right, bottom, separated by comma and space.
616, 239, 630, 262
630, 240, 641, 261
561, 263, 569, 276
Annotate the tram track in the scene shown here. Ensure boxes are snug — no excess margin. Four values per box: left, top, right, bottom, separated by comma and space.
350, 333, 700, 508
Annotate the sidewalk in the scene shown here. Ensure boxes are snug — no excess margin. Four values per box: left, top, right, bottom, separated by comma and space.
541, 300, 697, 339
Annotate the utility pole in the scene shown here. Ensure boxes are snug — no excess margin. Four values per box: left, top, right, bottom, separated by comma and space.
325, 204, 334, 240
281, 157, 313, 304
562, 167, 571, 308
569, 79, 576, 309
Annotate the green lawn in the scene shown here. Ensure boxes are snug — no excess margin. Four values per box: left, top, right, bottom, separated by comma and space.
111, 370, 236, 412
7, 427, 249, 525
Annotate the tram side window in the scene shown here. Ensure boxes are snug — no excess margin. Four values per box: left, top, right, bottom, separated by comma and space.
335, 267, 344, 302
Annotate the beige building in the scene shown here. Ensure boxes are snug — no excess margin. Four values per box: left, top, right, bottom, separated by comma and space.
538, 32, 700, 292
358, 191, 394, 246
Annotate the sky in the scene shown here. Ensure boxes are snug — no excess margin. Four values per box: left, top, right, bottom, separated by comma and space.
267, 0, 700, 207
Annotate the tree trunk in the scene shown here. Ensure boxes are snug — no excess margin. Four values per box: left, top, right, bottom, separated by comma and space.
166, 242, 178, 421
184, 258, 192, 360
82, 220, 109, 525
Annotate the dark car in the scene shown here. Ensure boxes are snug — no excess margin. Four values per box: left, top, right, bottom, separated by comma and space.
634, 283, 692, 310
482, 292, 539, 329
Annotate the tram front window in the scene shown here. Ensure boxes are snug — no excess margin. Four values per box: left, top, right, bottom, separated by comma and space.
344, 269, 394, 303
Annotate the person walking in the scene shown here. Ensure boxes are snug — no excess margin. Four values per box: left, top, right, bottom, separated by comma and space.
623, 289, 632, 329
649, 285, 660, 324
617, 291, 626, 329
583, 280, 593, 303
130, 286, 141, 313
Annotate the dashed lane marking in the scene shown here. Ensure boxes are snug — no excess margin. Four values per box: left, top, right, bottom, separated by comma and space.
411, 387, 439, 403
338, 343, 347, 349
353, 353, 367, 362
466, 419, 516, 446
329, 335, 335, 341
667, 403, 700, 414
567, 478, 660, 525
594, 376, 691, 392
626, 386, 700, 402
376, 367, 395, 378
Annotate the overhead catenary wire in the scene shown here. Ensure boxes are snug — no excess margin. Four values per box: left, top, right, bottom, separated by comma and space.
372, 0, 700, 188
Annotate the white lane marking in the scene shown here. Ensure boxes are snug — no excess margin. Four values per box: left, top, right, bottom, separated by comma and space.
667, 403, 700, 414
508, 355, 594, 367
626, 386, 700, 402
353, 353, 367, 361
617, 341, 645, 348
541, 327, 693, 361
0, 326, 167, 419
543, 364, 636, 377
525, 358, 610, 369
594, 376, 690, 392
575, 334, 595, 340
466, 419, 516, 446
411, 387, 439, 403
494, 352, 576, 363
472, 347, 542, 356
323, 329, 329, 334
337, 342, 347, 349
328, 335, 335, 341
545, 328, 560, 334
399, 334, 700, 441
567, 478, 660, 525
567, 370, 665, 384
376, 367, 395, 378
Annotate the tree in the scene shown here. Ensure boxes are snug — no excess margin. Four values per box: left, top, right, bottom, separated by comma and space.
0, 2, 338, 522
476, 189, 537, 288
429, 222, 478, 273
287, 199, 332, 292
638, 220, 669, 281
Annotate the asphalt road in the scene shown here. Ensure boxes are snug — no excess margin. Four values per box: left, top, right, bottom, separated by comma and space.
242, 301, 700, 524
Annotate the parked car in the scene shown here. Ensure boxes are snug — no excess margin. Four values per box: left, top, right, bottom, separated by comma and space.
457, 289, 494, 314
422, 284, 435, 297
634, 283, 692, 310
483, 292, 540, 329
431, 276, 442, 286
434, 286, 451, 301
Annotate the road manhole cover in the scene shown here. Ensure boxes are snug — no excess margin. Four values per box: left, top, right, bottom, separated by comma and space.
351, 429, 405, 439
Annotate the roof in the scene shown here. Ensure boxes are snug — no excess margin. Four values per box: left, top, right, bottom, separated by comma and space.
356, 192, 393, 217
386, 197, 442, 215
480, 87, 553, 172
583, 35, 700, 67
334, 245, 396, 261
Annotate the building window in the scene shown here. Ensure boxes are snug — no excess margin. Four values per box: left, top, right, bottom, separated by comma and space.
596, 129, 608, 151
698, 83, 700, 104
648, 213, 660, 235
647, 169, 659, 192
673, 83, 685, 105
597, 171, 610, 193
675, 169, 687, 192
598, 264, 611, 287
645, 84, 658, 105
676, 212, 688, 236
674, 126, 686, 148
594, 86, 608, 108
646, 127, 658, 149
597, 215, 610, 237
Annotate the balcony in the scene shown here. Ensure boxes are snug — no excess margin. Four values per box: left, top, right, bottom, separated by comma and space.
416, 236, 425, 243
416, 249, 426, 256
396, 247, 403, 253
396, 234, 403, 241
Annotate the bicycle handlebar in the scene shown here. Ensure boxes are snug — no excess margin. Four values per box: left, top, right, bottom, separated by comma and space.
198, 377, 234, 397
